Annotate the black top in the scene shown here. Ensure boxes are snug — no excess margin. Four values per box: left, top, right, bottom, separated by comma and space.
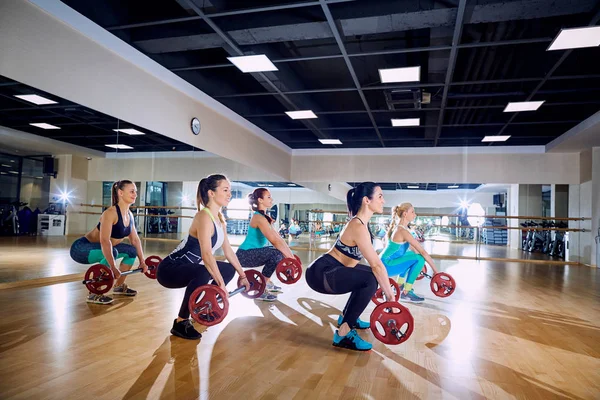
96, 204, 132, 239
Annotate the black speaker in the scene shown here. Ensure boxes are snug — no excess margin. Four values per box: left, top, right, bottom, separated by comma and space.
43, 157, 57, 177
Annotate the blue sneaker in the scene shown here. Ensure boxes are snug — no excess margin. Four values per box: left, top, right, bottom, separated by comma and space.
400, 290, 424, 303
266, 282, 283, 294
337, 314, 370, 329
333, 329, 372, 351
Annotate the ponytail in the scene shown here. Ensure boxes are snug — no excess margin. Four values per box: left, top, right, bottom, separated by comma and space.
247, 188, 273, 223
111, 180, 133, 206
196, 174, 228, 224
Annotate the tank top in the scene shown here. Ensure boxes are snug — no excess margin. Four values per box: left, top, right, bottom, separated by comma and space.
239, 212, 270, 250
166, 208, 224, 264
333, 217, 367, 261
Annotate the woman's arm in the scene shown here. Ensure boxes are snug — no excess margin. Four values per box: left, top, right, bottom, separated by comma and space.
127, 214, 147, 272
353, 224, 394, 301
255, 216, 294, 259
221, 230, 251, 291
98, 208, 120, 277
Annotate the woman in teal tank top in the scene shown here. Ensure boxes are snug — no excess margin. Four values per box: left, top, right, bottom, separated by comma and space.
380, 203, 439, 303
236, 188, 296, 301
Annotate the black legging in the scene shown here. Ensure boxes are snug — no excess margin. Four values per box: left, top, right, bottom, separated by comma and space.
305, 254, 377, 329
157, 258, 235, 319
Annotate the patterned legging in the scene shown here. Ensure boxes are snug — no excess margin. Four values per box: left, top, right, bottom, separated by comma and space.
236, 247, 284, 278
381, 250, 425, 286
70, 237, 137, 266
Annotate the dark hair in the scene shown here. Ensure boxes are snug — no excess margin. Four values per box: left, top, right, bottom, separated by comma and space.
247, 188, 273, 224
346, 182, 379, 241
112, 180, 133, 206
346, 182, 379, 217
197, 174, 228, 223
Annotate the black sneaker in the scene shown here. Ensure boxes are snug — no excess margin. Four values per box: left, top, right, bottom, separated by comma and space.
170, 319, 202, 340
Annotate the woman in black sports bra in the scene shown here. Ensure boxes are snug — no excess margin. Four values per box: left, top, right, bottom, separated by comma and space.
305, 182, 394, 351
70, 180, 147, 305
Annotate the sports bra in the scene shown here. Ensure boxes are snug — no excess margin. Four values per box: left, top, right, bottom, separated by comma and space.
96, 204, 132, 239
333, 217, 367, 261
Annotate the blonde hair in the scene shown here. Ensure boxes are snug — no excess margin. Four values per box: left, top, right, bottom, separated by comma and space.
387, 203, 413, 239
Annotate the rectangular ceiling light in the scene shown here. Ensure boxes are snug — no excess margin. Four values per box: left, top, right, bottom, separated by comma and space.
285, 110, 317, 119
1, 164, 11, 167
319, 139, 342, 145
407, 185, 420, 189
391, 118, 420, 127
29, 123, 60, 129
547, 26, 600, 51
113, 128, 145, 135
482, 135, 511, 142
503, 101, 545, 112
14, 94, 57, 105
287, 183, 296, 186
227, 54, 278, 73
379, 66, 420, 83
105, 144, 133, 149
448, 185, 459, 189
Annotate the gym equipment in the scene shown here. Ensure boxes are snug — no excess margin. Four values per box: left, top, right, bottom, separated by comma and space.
188, 269, 266, 326
418, 267, 456, 297
82, 255, 162, 295
275, 255, 302, 284
370, 301, 414, 345
371, 278, 400, 305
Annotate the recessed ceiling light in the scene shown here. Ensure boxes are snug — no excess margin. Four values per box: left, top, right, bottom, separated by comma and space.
9, 171, 18, 174
319, 139, 342, 145
407, 185, 420, 189
391, 118, 420, 127
482, 135, 511, 142
503, 101, 545, 112
379, 66, 420, 83
547, 26, 600, 51
1, 164, 11, 167
287, 183, 296, 186
448, 185, 459, 189
0, 172, 6, 174
227, 54, 278, 73
285, 110, 317, 119
105, 144, 133, 149
113, 128, 145, 135
14, 94, 57, 105
29, 123, 60, 129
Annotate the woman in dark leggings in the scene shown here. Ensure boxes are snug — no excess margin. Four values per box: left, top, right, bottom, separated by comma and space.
236, 188, 296, 301
70, 180, 147, 305
306, 182, 394, 351
157, 174, 251, 340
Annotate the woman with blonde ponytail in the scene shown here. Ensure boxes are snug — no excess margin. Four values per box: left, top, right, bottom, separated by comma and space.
380, 203, 439, 303
70, 180, 147, 305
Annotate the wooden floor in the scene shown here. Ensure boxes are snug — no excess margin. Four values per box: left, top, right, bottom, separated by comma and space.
0, 239, 599, 399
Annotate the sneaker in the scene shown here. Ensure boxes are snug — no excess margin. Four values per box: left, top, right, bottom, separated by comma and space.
170, 319, 202, 340
337, 315, 370, 329
400, 290, 424, 303
113, 284, 137, 296
257, 292, 277, 302
86, 294, 113, 305
332, 329, 372, 351
266, 282, 283, 294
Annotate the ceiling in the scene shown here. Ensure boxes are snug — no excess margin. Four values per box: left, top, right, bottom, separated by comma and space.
0, 75, 202, 154
348, 182, 482, 191
57, 0, 600, 149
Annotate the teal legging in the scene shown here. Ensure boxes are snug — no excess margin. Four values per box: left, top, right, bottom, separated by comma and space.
381, 251, 425, 285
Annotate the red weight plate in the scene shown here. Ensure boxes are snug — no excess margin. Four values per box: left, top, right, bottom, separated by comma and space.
370, 301, 414, 345
275, 257, 302, 284
416, 265, 428, 281
189, 285, 228, 326
238, 269, 266, 299
371, 278, 400, 305
144, 255, 162, 279
84, 264, 113, 295
430, 272, 456, 297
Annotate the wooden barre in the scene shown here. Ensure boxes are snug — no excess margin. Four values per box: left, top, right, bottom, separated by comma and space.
308, 210, 590, 221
